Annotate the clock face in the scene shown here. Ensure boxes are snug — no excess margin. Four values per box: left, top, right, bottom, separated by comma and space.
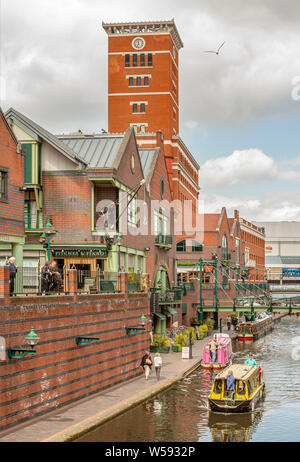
132, 37, 145, 50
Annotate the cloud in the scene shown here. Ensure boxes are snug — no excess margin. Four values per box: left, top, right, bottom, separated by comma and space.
1, 0, 300, 131
200, 148, 278, 189
200, 147, 300, 189
201, 190, 300, 221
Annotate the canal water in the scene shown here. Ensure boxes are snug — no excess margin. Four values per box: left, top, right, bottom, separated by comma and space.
77, 317, 300, 442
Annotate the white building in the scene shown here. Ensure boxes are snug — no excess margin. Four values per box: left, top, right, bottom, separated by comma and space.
254, 221, 300, 298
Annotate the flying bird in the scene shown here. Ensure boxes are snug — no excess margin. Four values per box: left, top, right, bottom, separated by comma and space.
204, 41, 225, 55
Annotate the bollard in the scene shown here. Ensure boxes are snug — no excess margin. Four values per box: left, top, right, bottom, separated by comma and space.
0, 266, 10, 301
118, 272, 128, 292
65, 269, 78, 295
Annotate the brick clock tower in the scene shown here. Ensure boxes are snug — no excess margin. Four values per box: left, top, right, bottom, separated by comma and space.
102, 20, 200, 238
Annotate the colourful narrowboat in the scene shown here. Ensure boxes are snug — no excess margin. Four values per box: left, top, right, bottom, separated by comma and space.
201, 333, 232, 370
207, 364, 265, 413
238, 312, 273, 341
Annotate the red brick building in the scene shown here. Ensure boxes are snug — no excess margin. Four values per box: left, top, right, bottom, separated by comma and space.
102, 20, 200, 242
239, 216, 266, 281
177, 208, 267, 325
0, 107, 25, 281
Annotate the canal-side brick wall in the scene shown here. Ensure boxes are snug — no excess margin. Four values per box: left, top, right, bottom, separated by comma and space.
0, 289, 149, 430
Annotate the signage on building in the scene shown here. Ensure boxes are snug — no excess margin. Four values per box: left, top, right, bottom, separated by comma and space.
52, 247, 108, 258
265, 246, 272, 250
282, 268, 300, 278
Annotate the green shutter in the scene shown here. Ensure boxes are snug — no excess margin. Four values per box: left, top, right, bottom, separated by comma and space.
182, 303, 187, 315
22, 143, 33, 184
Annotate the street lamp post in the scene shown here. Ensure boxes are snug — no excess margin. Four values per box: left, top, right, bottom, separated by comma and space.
42, 216, 57, 262
116, 235, 123, 272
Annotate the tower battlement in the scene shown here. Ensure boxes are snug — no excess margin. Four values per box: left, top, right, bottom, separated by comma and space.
102, 19, 184, 50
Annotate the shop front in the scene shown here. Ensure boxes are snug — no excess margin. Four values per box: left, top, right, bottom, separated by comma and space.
51, 245, 109, 291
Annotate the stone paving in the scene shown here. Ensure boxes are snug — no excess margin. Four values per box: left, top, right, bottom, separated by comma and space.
0, 329, 238, 442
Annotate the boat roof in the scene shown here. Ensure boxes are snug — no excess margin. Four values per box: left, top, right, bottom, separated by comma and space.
205, 335, 231, 346
215, 364, 256, 381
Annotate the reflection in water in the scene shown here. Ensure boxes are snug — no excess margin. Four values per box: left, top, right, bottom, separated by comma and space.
76, 317, 300, 442
208, 411, 263, 442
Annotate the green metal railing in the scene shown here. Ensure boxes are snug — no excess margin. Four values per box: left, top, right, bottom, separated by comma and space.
154, 234, 172, 248
150, 288, 182, 304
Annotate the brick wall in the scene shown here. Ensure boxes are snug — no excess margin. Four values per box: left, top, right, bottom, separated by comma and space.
0, 291, 149, 430
0, 110, 25, 238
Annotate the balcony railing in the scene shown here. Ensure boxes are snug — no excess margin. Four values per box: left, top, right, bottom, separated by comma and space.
154, 234, 172, 249
150, 288, 181, 305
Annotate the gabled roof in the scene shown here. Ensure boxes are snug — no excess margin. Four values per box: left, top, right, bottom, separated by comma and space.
139, 148, 159, 183
5, 108, 87, 167
0, 107, 18, 145
58, 134, 124, 168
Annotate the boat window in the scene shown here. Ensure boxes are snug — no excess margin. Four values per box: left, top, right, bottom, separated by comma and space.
237, 380, 246, 395
214, 379, 223, 394
247, 380, 252, 395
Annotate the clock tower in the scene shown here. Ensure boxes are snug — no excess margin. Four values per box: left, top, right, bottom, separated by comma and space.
102, 20, 183, 139
102, 20, 200, 240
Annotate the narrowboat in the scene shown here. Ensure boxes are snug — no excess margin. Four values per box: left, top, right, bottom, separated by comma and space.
207, 364, 265, 413
201, 333, 232, 370
238, 312, 273, 341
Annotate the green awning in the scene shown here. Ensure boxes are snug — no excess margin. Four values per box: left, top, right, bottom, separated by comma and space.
154, 312, 166, 320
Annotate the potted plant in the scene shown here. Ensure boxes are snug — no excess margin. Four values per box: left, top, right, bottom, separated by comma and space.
206, 318, 214, 332
152, 335, 170, 353
190, 316, 200, 326
198, 324, 208, 339
172, 343, 180, 352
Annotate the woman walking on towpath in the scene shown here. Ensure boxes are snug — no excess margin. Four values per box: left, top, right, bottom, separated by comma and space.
154, 352, 162, 381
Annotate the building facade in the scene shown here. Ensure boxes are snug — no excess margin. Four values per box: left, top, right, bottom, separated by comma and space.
0, 107, 25, 291
102, 20, 200, 243
254, 221, 300, 299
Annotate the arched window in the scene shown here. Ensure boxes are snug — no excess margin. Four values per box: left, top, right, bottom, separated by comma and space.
176, 240, 186, 252
222, 234, 228, 249
221, 233, 228, 260
191, 240, 203, 253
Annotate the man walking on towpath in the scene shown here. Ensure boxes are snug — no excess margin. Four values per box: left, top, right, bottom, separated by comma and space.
140, 351, 152, 380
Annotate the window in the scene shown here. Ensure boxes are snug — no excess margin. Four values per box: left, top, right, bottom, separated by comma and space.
140, 125, 146, 134
144, 76, 149, 86
132, 54, 138, 67
129, 77, 134, 86
0, 168, 8, 202
140, 103, 145, 113
128, 193, 137, 226
140, 54, 145, 66
24, 190, 39, 229
154, 210, 169, 236
176, 240, 186, 252
125, 54, 130, 67
136, 76, 141, 86
148, 53, 153, 66
132, 104, 138, 113
192, 240, 203, 253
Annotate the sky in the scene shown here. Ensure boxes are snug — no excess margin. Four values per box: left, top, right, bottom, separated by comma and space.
1, 0, 300, 222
